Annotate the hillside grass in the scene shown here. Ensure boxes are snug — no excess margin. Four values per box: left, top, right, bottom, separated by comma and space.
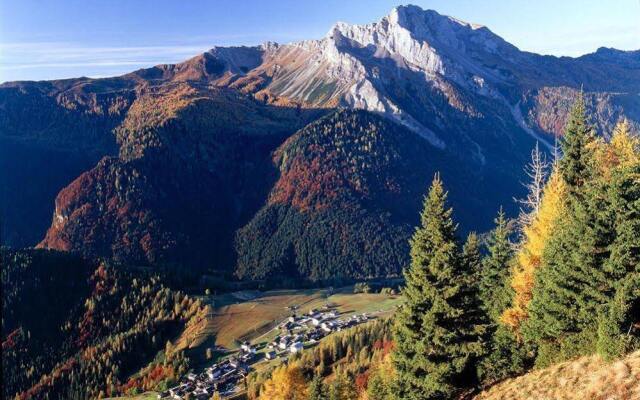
173, 285, 401, 355
475, 351, 640, 400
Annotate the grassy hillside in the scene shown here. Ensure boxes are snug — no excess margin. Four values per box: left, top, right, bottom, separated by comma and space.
475, 351, 640, 400
173, 285, 401, 351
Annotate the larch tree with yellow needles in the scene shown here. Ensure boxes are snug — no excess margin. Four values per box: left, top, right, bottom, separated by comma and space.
258, 364, 308, 400
502, 169, 566, 334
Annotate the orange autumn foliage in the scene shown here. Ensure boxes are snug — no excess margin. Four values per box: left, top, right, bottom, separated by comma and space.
594, 119, 639, 178
503, 120, 638, 334
258, 364, 308, 400
502, 169, 566, 333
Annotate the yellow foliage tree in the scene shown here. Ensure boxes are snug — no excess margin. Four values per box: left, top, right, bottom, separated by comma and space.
258, 364, 308, 400
595, 119, 639, 177
503, 120, 638, 334
364, 352, 396, 400
502, 168, 566, 333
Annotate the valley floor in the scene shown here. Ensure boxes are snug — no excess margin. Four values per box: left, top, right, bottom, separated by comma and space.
176, 285, 401, 352
112, 285, 401, 399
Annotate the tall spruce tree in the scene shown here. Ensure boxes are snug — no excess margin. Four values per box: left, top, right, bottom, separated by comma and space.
477, 209, 530, 385
392, 175, 487, 400
597, 273, 640, 360
523, 95, 614, 365
480, 208, 514, 322
558, 91, 595, 193
604, 126, 640, 282
463, 232, 483, 279
598, 161, 640, 359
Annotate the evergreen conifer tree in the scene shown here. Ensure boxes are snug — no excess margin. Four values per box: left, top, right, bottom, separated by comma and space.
597, 157, 640, 359
480, 208, 514, 322
462, 232, 483, 279
604, 126, 640, 282
597, 273, 640, 360
392, 174, 487, 399
524, 95, 614, 365
477, 209, 531, 384
478, 324, 530, 385
558, 91, 595, 193
308, 375, 328, 400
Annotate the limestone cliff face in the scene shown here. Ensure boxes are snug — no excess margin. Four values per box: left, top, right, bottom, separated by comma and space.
209, 5, 639, 147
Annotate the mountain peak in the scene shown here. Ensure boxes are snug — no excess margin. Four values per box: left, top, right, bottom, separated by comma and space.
389, 5, 485, 31
579, 46, 640, 66
326, 4, 506, 60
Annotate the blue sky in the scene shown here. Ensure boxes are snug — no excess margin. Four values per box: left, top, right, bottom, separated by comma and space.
1, 0, 639, 82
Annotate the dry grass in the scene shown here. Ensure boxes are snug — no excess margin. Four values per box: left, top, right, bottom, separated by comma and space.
173, 286, 401, 350
475, 351, 640, 400
204, 289, 325, 348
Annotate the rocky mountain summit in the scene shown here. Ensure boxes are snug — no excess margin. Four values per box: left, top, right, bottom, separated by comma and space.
191, 5, 639, 140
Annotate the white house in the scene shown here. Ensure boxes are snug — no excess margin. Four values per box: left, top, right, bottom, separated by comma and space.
321, 321, 335, 332
241, 342, 256, 354
290, 342, 304, 354
326, 310, 338, 319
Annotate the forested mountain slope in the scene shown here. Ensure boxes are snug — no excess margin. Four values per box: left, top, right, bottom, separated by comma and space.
35, 83, 320, 268
235, 109, 498, 282
1, 249, 206, 399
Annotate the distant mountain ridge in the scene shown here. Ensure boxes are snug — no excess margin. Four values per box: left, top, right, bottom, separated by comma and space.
155, 5, 639, 139
1, 5, 638, 281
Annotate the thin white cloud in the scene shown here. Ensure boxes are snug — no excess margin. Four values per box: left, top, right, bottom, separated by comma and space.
1, 61, 181, 70
0, 42, 218, 81
0, 42, 213, 63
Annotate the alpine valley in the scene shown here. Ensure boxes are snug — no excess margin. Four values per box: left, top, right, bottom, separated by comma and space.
4, 4, 640, 400
2, 5, 639, 282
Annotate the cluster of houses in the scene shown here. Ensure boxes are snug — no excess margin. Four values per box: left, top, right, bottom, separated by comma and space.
264, 307, 369, 361
158, 357, 250, 399
159, 305, 370, 399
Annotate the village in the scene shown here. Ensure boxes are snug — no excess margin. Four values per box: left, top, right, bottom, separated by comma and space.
157, 304, 372, 399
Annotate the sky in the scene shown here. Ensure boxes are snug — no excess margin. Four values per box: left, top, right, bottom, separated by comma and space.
1, 0, 639, 83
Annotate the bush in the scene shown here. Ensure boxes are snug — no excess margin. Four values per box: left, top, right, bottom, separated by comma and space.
380, 287, 396, 295
354, 282, 372, 294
